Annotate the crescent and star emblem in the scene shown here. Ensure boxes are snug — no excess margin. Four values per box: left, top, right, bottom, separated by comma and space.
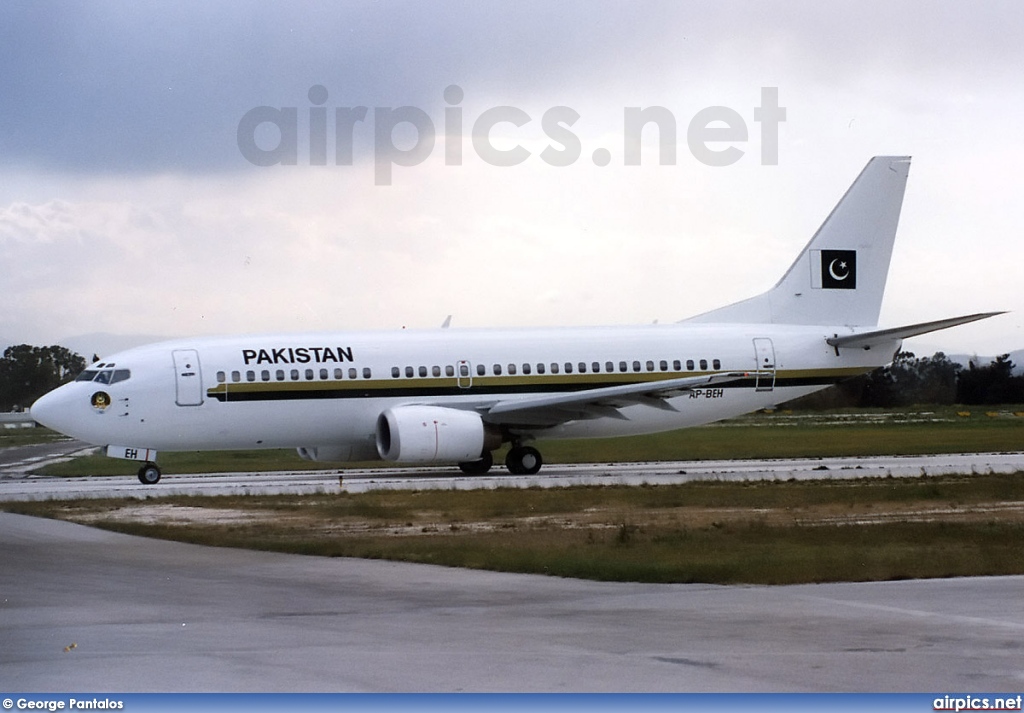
828, 258, 850, 281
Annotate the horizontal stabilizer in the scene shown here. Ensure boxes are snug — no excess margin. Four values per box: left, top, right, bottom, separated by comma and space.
825, 312, 1005, 350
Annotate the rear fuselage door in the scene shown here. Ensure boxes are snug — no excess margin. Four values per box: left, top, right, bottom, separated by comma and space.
172, 349, 204, 406
753, 338, 776, 392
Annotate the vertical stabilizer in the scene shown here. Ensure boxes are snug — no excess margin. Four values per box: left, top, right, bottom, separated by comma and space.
684, 156, 911, 327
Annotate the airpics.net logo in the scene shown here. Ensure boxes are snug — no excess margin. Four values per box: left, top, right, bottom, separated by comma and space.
236, 85, 786, 185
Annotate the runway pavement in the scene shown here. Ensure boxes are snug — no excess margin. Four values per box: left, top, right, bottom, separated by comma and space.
1, 450, 1023, 501
2, 511, 1024, 692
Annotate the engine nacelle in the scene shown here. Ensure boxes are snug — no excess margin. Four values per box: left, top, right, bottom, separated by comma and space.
376, 405, 486, 463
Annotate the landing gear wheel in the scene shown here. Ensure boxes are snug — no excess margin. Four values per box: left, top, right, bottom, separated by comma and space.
458, 450, 493, 475
137, 462, 162, 485
505, 446, 542, 475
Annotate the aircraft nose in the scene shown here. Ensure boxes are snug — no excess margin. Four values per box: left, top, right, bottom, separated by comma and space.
31, 385, 75, 435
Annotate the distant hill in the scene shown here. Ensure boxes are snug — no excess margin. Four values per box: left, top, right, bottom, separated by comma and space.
59, 333, 174, 362
945, 350, 1024, 375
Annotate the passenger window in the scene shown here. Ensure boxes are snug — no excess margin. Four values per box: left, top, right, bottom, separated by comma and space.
216, 371, 226, 383
320, 368, 328, 380
276, 370, 285, 381
361, 368, 371, 379
550, 363, 559, 374
578, 362, 586, 373
445, 365, 454, 377
304, 369, 314, 380
713, 359, 721, 370
493, 364, 502, 376
261, 370, 270, 381
508, 364, 517, 375
659, 360, 668, 371
477, 364, 486, 376
564, 362, 573, 374
246, 370, 255, 382
416, 366, 426, 377
290, 369, 299, 380
700, 359, 708, 370
605, 361, 614, 373
231, 371, 241, 383
522, 363, 531, 375
646, 361, 655, 372
431, 366, 440, 377
335, 368, 344, 379
686, 360, 695, 371
405, 366, 414, 378
392, 367, 401, 378
632, 361, 641, 372
673, 360, 681, 371
619, 361, 627, 372
537, 363, 546, 374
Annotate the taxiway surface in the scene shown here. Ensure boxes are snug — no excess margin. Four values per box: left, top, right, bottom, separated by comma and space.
3, 512, 1024, 692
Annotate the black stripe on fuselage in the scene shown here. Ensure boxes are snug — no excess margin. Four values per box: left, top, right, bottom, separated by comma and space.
207, 372, 859, 403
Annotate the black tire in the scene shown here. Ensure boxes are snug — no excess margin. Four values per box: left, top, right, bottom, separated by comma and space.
458, 450, 493, 475
505, 446, 542, 475
137, 463, 162, 485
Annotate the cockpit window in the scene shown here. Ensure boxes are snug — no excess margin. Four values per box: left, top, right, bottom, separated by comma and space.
109, 369, 131, 384
74, 368, 131, 384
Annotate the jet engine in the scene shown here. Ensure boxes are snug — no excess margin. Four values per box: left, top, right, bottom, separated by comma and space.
376, 405, 493, 463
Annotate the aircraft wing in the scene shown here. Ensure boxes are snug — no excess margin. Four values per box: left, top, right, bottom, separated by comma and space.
480, 372, 750, 427
826, 312, 1005, 350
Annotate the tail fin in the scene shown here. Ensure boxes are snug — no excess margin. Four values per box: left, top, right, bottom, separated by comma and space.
684, 155, 911, 327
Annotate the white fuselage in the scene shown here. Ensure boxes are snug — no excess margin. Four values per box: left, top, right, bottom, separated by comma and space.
31, 322, 896, 459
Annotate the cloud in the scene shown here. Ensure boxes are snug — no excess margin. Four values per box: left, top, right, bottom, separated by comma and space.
4, 2, 1023, 174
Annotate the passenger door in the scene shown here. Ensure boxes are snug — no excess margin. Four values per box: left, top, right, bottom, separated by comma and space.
172, 349, 204, 406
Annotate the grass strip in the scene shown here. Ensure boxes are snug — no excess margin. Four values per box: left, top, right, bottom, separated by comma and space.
7, 473, 1024, 585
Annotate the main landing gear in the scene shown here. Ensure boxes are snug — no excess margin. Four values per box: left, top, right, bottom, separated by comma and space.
137, 462, 162, 485
505, 445, 542, 475
458, 445, 543, 476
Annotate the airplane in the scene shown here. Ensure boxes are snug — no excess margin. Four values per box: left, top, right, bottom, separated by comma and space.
30, 156, 1001, 484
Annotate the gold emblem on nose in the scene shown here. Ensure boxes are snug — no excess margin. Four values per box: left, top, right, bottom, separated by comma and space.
91, 391, 110, 410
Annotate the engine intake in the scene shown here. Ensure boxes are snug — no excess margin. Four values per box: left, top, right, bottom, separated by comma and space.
376, 405, 488, 463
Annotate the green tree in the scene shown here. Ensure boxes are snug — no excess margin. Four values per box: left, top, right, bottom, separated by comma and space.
0, 345, 86, 411
956, 354, 1024, 404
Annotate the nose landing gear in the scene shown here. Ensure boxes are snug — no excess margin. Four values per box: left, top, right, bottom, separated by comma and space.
137, 462, 162, 485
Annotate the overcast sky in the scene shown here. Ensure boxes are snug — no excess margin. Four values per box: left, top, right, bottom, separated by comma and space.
2, 1, 1022, 357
